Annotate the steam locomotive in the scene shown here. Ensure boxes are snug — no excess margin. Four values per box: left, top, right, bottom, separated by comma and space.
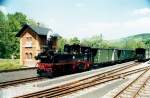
35, 43, 97, 77
35, 34, 150, 77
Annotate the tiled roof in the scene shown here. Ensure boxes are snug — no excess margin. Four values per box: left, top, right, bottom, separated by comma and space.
16, 24, 52, 37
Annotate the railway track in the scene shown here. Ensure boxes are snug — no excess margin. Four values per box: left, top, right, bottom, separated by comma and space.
0, 62, 137, 89
112, 67, 150, 98
0, 77, 45, 88
15, 62, 145, 98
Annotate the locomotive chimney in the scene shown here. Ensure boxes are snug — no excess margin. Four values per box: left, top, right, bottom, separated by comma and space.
47, 30, 60, 51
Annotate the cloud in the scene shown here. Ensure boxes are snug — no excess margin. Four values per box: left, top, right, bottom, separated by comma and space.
60, 17, 150, 40
132, 8, 150, 16
0, 5, 7, 15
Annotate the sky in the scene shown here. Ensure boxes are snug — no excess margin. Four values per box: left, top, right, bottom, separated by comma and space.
0, 0, 150, 40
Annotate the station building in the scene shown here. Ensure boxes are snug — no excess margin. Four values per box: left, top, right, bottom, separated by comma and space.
16, 24, 52, 67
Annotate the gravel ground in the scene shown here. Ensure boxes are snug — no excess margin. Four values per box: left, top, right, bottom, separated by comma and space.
102, 68, 150, 98
64, 79, 128, 98
67, 72, 143, 98
0, 69, 37, 82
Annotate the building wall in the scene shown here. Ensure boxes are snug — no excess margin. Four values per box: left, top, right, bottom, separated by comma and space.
20, 28, 46, 67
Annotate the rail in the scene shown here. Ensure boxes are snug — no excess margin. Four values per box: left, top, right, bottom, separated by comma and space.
15, 62, 146, 98
0, 77, 45, 88
112, 68, 150, 98
0, 62, 138, 88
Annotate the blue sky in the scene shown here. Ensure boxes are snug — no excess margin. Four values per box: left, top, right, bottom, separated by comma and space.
1, 0, 150, 40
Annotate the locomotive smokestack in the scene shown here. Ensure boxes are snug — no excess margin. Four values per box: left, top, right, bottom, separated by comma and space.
47, 30, 60, 50
47, 29, 53, 41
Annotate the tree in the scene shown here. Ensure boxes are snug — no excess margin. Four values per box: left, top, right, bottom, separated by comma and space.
0, 11, 7, 58
135, 41, 145, 48
57, 38, 67, 52
122, 39, 137, 49
0, 41, 6, 58
7, 12, 27, 32
81, 39, 92, 47
0, 11, 36, 58
69, 37, 80, 45
81, 34, 108, 48
144, 39, 150, 48
0, 11, 6, 41
27, 19, 37, 26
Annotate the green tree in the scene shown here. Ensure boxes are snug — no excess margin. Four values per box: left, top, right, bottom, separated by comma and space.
0, 41, 6, 58
135, 41, 145, 48
57, 38, 67, 52
144, 39, 150, 48
7, 12, 27, 32
0, 11, 36, 58
81, 39, 92, 47
123, 39, 137, 49
81, 34, 108, 48
89, 35, 102, 48
0, 11, 6, 41
27, 19, 37, 26
0, 11, 7, 58
5, 12, 28, 58
69, 37, 80, 45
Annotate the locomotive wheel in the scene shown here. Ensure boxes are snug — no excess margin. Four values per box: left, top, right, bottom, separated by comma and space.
37, 69, 53, 78
87, 64, 91, 71
37, 69, 43, 77
78, 63, 85, 71
46, 72, 53, 78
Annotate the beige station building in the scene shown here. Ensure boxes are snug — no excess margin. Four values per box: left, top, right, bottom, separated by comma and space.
16, 24, 52, 67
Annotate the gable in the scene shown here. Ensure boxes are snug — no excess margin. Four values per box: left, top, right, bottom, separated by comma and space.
16, 24, 51, 37
20, 27, 37, 40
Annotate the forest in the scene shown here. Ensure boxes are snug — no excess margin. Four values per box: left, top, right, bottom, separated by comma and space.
0, 11, 150, 59
0, 11, 36, 58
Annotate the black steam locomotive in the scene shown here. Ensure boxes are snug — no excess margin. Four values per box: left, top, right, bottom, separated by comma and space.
35, 43, 98, 77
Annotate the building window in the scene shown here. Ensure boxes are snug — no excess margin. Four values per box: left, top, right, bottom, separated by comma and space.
25, 37, 32, 48
29, 53, 32, 59
26, 53, 28, 59
25, 53, 32, 59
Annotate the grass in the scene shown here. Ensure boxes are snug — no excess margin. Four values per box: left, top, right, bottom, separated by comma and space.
0, 59, 23, 71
